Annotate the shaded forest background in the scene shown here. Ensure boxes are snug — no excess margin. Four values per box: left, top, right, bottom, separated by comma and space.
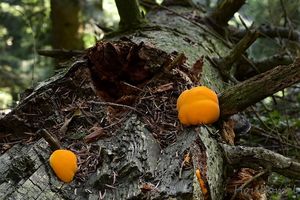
1, 0, 300, 199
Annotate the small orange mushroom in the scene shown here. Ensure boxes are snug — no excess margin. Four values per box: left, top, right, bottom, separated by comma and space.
177, 86, 220, 125
196, 169, 208, 197
49, 149, 78, 183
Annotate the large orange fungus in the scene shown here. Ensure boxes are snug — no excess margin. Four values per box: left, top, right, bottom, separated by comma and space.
49, 149, 78, 183
177, 86, 220, 125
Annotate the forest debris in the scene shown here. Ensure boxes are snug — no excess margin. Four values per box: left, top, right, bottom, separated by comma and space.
140, 182, 159, 192
172, 68, 194, 87
221, 121, 235, 145
226, 168, 267, 200
87, 41, 169, 101
84, 124, 107, 143
179, 151, 192, 179
73, 143, 102, 182
191, 56, 204, 80
60, 109, 82, 135
217, 29, 259, 81
152, 83, 173, 93
190, 138, 210, 198
164, 53, 187, 73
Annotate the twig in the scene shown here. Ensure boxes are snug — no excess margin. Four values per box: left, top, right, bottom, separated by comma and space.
87, 100, 144, 115
250, 126, 300, 151
232, 25, 300, 42
38, 129, 61, 151
217, 29, 259, 80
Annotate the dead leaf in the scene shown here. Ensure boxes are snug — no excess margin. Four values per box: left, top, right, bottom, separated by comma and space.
140, 182, 157, 192
191, 56, 204, 78
84, 125, 107, 143
60, 109, 82, 134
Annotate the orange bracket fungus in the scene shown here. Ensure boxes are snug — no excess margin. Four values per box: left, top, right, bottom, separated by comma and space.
49, 149, 78, 183
177, 86, 220, 125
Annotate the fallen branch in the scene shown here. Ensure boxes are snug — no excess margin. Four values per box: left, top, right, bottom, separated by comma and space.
219, 58, 300, 116
231, 24, 300, 42
236, 54, 293, 79
38, 49, 85, 59
221, 143, 300, 179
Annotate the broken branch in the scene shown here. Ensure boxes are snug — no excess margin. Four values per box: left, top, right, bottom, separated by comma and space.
219, 58, 300, 116
217, 29, 259, 80
221, 143, 300, 179
232, 24, 300, 42
38, 49, 84, 59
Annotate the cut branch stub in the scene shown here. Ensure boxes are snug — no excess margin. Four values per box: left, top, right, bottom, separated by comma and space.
219, 58, 300, 116
87, 41, 169, 102
207, 0, 246, 27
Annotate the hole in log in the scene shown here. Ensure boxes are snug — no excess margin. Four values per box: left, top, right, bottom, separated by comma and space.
87, 41, 169, 103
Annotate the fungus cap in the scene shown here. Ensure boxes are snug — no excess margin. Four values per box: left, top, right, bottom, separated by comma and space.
177, 86, 218, 110
177, 86, 220, 125
49, 149, 78, 183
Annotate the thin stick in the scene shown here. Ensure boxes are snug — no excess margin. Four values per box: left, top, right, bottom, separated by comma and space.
38, 129, 61, 151
87, 100, 144, 115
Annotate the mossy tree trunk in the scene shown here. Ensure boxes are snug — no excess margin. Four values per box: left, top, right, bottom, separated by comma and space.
50, 0, 84, 51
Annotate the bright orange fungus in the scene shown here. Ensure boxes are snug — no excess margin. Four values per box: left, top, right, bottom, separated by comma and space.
177, 86, 220, 125
49, 149, 78, 183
